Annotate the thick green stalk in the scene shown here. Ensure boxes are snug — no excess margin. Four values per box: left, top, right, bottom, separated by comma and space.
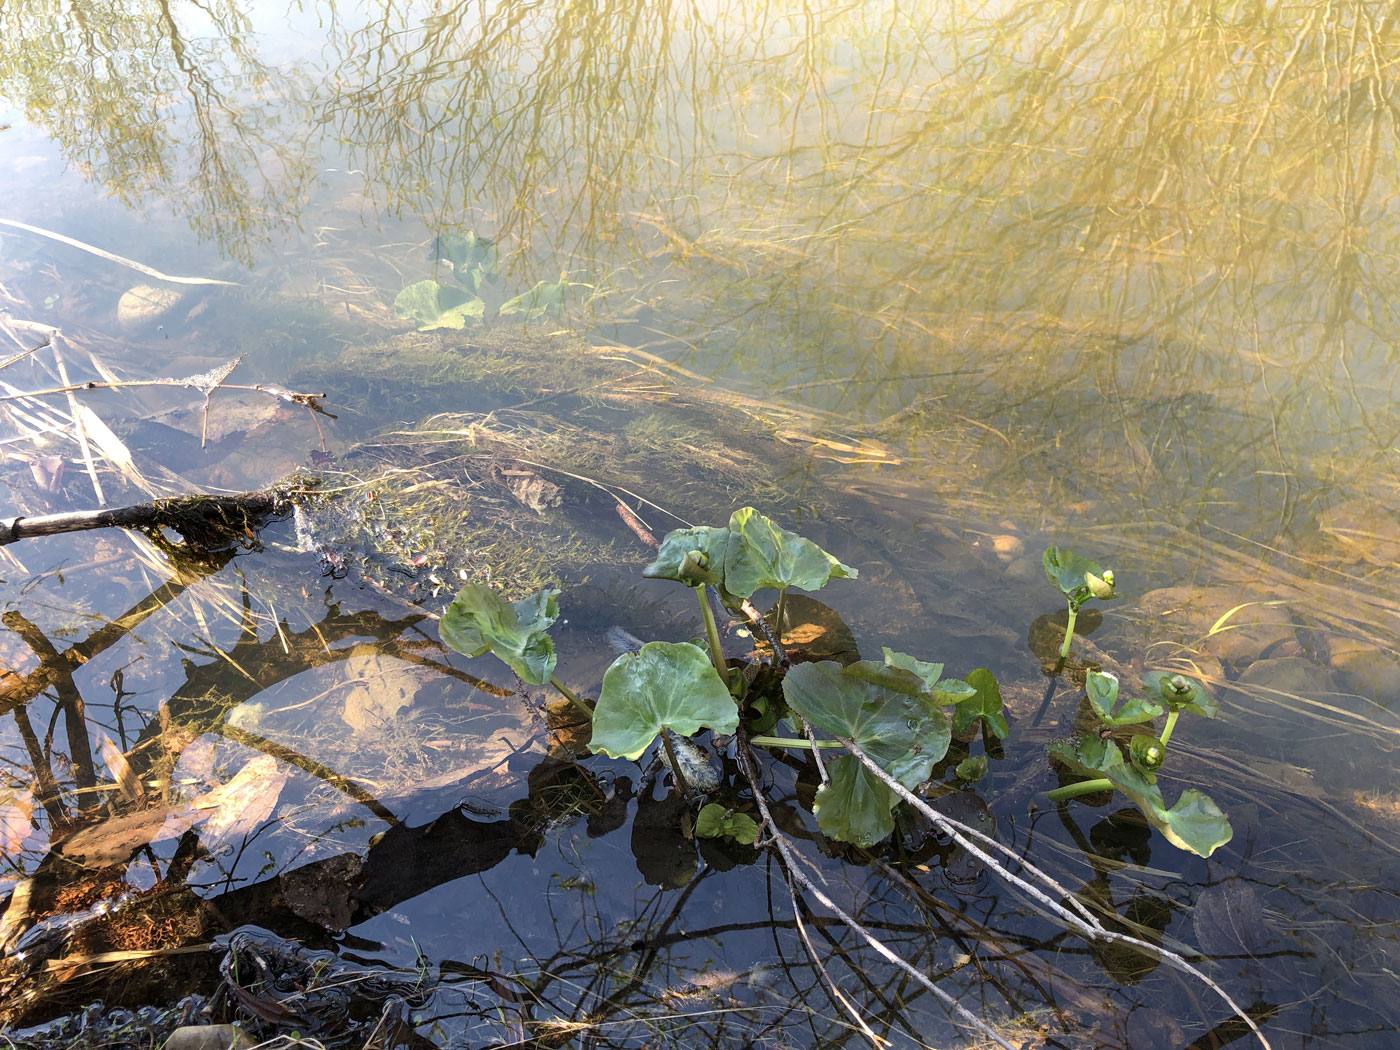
696, 585, 730, 684
1058, 600, 1079, 658
1158, 709, 1181, 746
1046, 778, 1113, 803
748, 736, 845, 750
550, 676, 594, 720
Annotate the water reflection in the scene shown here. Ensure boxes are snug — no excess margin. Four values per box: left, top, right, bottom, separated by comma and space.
0, 0, 317, 265
3, 0, 1400, 1047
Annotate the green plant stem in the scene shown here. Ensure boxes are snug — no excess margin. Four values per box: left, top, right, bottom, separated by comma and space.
1159, 709, 1181, 746
748, 735, 846, 750
1046, 778, 1113, 803
1058, 600, 1079, 658
696, 585, 730, 684
774, 589, 788, 647
549, 676, 593, 720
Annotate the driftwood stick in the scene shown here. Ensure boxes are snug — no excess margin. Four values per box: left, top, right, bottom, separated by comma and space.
0, 489, 290, 548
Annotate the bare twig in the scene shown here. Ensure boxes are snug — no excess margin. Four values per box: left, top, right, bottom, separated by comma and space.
0, 218, 240, 286
734, 729, 1020, 1050
838, 737, 1274, 1050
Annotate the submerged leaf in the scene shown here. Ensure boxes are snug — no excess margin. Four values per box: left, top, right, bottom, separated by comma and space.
725, 507, 856, 597
432, 231, 498, 285
590, 642, 739, 760
499, 276, 567, 320
440, 584, 560, 685
393, 280, 485, 330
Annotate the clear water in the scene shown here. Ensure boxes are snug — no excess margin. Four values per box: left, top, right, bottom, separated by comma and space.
1, 2, 1398, 1047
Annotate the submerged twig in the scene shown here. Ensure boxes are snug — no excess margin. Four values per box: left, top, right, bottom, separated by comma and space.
734, 729, 1020, 1050
838, 737, 1274, 1050
0, 218, 241, 286
0, 488, 294, 549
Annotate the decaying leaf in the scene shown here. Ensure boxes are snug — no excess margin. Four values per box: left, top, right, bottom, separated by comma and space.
0, 786, 35, 862
500, 469, 562, 513
190, 755, 288, 852
95, 731, 143, 802
341, 650, 423, 732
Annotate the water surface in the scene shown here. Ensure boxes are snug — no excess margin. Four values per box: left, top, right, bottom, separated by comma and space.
1, 2, 1398, 1047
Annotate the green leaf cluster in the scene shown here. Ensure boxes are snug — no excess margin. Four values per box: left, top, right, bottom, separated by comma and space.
695, 803, 759, 845
440, 584, 560, 684
1049, 736, 1231, 857
644, 507, 857, 606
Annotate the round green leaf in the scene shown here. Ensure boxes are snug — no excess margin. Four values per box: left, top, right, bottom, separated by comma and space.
590, 642, 739, 761
813, 755, 898, 847
724, 506, 857, 598
440, 584, 559, 685
782, 660, 950, 788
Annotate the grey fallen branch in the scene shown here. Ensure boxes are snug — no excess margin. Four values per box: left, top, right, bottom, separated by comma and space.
838, 736, 1275, 1050
0, 488, 298, 549
734, 728, 1019, 1050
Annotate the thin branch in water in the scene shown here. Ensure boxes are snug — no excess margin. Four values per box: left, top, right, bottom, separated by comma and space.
0, 218, 241, 286
838, 736, 1274, 1050
734, 730, 1020, 1050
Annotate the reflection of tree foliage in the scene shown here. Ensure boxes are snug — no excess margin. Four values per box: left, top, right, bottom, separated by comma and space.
0, 0, 316, 263
320, 1, 1400, 505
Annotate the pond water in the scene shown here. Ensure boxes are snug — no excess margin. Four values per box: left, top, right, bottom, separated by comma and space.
1, 1, 1399, 1047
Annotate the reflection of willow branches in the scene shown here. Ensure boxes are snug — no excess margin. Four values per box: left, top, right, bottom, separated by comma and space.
325, 0, 691, 261
0, 0, 316, 263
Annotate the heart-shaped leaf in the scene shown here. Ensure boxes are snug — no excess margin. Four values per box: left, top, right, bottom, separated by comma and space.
440, 584, 559, 685
642, 525, 732, 590
393, 280, 485, 330
952, 667, 1009, 739
1086, 671, 1164, 726
782, 660, 950, 789
882, 648, 978, 706
725, 507, 856, 597
590, 642, 739, 760
813, 755, 898, 847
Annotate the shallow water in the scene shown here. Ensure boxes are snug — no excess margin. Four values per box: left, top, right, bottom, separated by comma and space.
1, 2, 1399, 1047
